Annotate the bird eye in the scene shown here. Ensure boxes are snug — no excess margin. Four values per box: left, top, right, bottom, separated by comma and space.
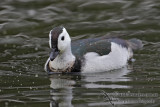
61, 36, 64, 41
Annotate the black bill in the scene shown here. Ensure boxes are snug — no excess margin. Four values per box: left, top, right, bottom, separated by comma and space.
50, 48, 59, 61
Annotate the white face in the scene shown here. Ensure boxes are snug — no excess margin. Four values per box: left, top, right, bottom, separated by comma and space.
57, 28, 71, 52
49, 31, 52, 48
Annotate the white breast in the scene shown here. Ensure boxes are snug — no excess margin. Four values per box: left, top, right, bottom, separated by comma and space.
81, 42, 132, 73
49, 54, 75, 71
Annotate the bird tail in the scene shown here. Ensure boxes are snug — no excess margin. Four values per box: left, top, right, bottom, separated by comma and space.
127, 38, 143, 50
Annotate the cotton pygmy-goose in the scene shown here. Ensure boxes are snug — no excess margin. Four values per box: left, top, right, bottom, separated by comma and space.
44, 26, 143, 73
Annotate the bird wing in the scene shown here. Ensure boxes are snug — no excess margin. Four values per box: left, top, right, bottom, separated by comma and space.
71, 37, 133, 58
71, 38, 112, 58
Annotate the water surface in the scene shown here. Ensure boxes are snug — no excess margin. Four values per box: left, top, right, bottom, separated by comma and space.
0, 0, 160, 107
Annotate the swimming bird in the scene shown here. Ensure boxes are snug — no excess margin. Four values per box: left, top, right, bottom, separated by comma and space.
44, 26, 142, 73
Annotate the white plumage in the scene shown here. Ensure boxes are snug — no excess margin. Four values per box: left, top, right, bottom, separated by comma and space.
82, 42, 132, 73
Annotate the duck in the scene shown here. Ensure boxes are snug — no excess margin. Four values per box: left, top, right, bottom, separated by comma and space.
44, 26, 143, 73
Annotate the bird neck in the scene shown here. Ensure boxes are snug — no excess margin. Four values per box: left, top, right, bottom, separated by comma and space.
59, 45, 74, 60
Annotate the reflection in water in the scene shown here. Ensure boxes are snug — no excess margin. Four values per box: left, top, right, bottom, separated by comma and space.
49, 66, 131, 107
49, 75, 76, 107
83, 66, 131, 89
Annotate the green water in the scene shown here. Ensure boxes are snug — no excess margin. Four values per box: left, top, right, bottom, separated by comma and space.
0, 0, 160, 107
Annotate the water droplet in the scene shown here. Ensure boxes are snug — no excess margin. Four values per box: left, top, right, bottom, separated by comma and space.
35, 47, 38, 51
4, 44, 7, 47
28, 10, 36, 16
131, 58, 136, 62
5, 102, 8, 107
3, 30, 7, 35
13, 45, 16, 48
25, 67, 28, 70
35, 74, 38, 77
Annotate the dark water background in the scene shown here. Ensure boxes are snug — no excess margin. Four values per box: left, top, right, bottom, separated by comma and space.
0, 0, 160, 107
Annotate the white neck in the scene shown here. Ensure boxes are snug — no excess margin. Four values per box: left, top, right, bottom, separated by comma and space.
60, 45, 73, 58
49, 46, 75, 71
